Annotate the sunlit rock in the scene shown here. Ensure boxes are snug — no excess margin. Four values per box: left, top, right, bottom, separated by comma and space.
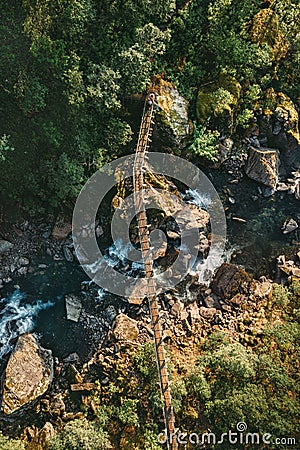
245, 146, 279, 189
1, 334, 53, 415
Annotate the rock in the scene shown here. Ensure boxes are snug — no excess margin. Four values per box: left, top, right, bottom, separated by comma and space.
50, 394, 65, 417
188, 302, 200, 321
167, 230, 180, 240
281, 218, 298, 234
38, 422, 55, 447
212, 263, 250, 299
221, 303, 232, 312
95, 225, 104, 238
52, 221, 72, 240
18, 256, 30, 266
1, 334, 53, 415
63, 245, 74, 262
218, 137, 234, 164
0, 240, 13, 254
199, 306, 217, 320
228, 293, 247, 307
295, 180, 300, 200
17, 267, 28, 275
204, 294, 220, 308
261, 186, 276, 197
63, 352, 80, 364
154, 77, 193, 149
254, 280, 272, 298
42, 230, 51, 239
245, 146, 279, 189
113, 313, 139, 341
65, 294, 82, 322
258, 90, 300, 174
103, 305, 117, 323
291, 267, 300, 278
170, 299, 184, 317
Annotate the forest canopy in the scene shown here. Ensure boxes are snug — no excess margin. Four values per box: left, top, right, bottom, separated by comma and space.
1, 0, 299, 214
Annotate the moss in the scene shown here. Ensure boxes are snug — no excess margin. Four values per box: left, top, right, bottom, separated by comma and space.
249, 8, 287, 61
196, 73, 241, 123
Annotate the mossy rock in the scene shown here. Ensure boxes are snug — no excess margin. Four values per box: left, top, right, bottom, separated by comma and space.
152, 76, 193, 149
196, 73, 241, 124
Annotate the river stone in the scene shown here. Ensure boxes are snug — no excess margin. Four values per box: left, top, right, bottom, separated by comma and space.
1, 334, 53, 415
212, 263, 250, 300
63, 245, 74, 262
18, 256, 30, 266
113, 313, 138, 341
65, 294, 82, 322
199, 306, 217, 320
52, 221, 72, 240
281, 218, 298, 234
0, 240, 13, 254
295, 180, 300, 200
245, 146, 279, 188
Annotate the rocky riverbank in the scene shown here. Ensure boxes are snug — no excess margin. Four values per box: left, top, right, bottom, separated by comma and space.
0, 250, 299, 448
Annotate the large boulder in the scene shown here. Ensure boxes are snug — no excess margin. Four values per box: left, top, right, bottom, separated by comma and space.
153, 77, 193, 149
212, 263, 250, 300
65, 294, 82, 322
245, 146, 279, 189
113, 313, 139, 341
1, 334, 53, 415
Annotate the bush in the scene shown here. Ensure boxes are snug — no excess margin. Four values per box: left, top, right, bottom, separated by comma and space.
49, 419, 111, 450
188, 123, 220, 162
0, 432, 25, 450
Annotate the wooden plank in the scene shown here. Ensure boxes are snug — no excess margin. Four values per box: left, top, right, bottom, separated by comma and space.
70, 383, 98, 391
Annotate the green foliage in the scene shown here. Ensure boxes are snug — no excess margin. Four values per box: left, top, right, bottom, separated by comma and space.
1, 0, 299, 213
0, 432, 25, 450
236, 84, 263, 128
49, 419, 111, 450
272, 283, 292, 307
0, 135, 14, 162
117, 398, 139, 427
188, 124, 220, 161
184, 325, 299, 447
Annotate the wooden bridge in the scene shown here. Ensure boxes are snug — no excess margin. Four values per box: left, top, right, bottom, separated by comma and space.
133, 94, 178, 450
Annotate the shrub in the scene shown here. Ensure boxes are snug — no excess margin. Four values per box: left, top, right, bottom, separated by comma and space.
188, 123, 220, 161
49, 419, 111, 450
0, 432, 25, 450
